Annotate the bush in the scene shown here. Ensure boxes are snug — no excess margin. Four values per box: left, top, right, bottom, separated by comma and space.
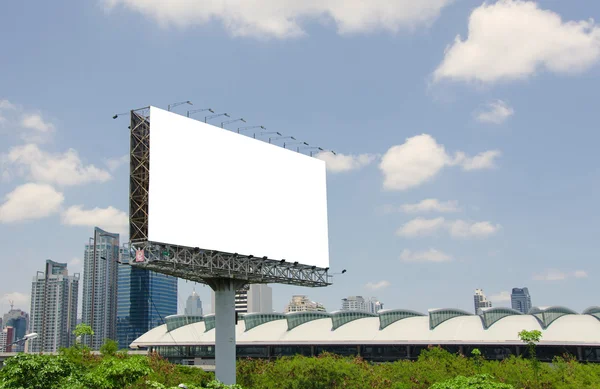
429, 374, 514, 389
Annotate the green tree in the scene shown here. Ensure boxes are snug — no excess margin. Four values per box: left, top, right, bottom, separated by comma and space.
471, 348, 483, 374
100, 339, 119, 356
429, 374, 514, 389
0, 353, 76, 389
74, 323, 94, 338
518, 329, 543, 386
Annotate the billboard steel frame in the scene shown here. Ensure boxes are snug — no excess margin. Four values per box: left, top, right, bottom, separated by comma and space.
127, 107, 330, 384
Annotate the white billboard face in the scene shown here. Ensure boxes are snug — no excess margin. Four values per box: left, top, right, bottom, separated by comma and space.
147, 107, 329, 268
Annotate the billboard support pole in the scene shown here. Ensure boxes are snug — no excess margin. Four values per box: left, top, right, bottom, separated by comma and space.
207, 278, 246, 385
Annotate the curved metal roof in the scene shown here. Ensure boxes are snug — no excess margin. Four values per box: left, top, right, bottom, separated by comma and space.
583, 307, 600, 321
331, 310, 377, 330
428, 308, 473, 330
529, 306, 577, 329
378, 309, 426, 330
245, 313, 286, 331
165, 315, 203, 332
480, 307, 523, 329
131, 312, 600, 349
203, 314, 215, 332
286, 311, 332, 331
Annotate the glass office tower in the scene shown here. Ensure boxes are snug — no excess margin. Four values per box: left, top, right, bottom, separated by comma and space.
117, 248, 177, 349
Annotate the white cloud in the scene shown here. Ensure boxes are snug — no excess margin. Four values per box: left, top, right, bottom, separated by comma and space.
316, 152, 377, 173
400, 248, 452, 263
397, 217, 446, 237
534, 269, 589, 281
448, 220, 501, 239
434, 0, 600, 84
21, 114, 54, 133
0, 183, 64, 223
453, 150, 502, 171
5, 144, 111, 186
365, 280, 391, 290
62, 205, 128, 235
1, 292, 30, 308
379, 134, 500, 191
574, 270, 588, 279
0, 100, 17, 110
397, 217, 501, 239
400, 199, 461, 213
476, 100, 514, 124
489, 291, 511, 302
105, 155, 129, 172
533, 269, 567, 281
104, 0, 453, 39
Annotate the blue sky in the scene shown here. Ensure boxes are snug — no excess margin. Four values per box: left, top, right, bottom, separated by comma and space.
1, 0, 599, 317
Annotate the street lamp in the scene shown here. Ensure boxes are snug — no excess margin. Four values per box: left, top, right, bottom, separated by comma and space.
221, 118, 246, 128
237, 125, 265, 134
299, 146, 324, 156
187, 108, 214, 117
112, 112, 128, 119
168, 101, 193, 111
0, 333, 38, 352
205, 113, 230, 123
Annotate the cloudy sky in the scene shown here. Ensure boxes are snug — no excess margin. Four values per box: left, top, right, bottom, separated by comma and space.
1, 0, 599, 316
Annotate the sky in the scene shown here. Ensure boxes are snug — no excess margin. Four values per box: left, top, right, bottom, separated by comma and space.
1, 0, 599, 317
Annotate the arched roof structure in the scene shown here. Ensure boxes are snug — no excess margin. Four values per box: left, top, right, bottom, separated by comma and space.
428, 308, 472, 330
331, 311, 377, 330
583, 307, 600, 321
379, 309, 425, 330
286, 311, 332, 331
165, 315, 203, 332
480, 307, 523, 329
529, 306, 577, 329
245, 313, 286, 331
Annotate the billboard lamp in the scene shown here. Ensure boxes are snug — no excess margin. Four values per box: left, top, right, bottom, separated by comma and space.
187, 108, 214, 117
238, 125, 265, 134
205, 113, 230, 123
293, 261, 299, 266
112, 112, 128, 119
254, 131, 281, 139
280, 259, 286, 264
221, 118, 246, 128
168, 101, 193, 111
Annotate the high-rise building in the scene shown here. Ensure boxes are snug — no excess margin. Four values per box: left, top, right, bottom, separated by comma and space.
3, 307, 29, 352
284, 295, 326, 313
185, 289, 203, 316
341, 296, 368, 311
211, 284, 273, 314
29, 260, 79, 352
473, 289, 492, 315
0, 326, 15, 352
367, 298, 384, 314
117, 247, 178, 349
82, 227, 119, 350
247, 284, 273, 313
511, 287, 532, 314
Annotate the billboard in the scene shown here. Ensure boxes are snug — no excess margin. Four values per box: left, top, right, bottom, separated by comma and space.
146, 107, 329, 268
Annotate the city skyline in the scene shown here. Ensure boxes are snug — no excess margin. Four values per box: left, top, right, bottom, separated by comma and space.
1, 0, 599, 317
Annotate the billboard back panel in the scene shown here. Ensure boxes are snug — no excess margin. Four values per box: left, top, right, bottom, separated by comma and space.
147, 107, 329, 268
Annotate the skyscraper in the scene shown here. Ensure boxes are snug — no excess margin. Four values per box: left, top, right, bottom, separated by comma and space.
82, 227, 119, 350
185, 289, 203, 316
3, 307, 29, 352
211, 284, 273, 314
473, 289, 492, 315
117, 247, 178, 349
29, 260, 79, 352
247, 284, 272, 313
367, 297, 384, 314
511, 287, 532, 314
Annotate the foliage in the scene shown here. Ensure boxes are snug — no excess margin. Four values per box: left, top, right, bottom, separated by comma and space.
74, 323, 94, 338
471, 349, 483, 374
518, 329, 543, 386
0, 353, 75, 389
100, 339, 119, 356
145, 380, 244, 389
429, 374, 514, 389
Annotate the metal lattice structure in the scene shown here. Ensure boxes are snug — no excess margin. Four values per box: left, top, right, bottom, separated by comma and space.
127, 107, 330, 288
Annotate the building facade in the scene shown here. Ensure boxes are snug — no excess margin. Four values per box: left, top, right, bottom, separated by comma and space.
284, 295, 326, 312
29, 260, 79, 352
511, 287, 532, 314
341, 296, 368, 312
117, 247, 178, 349
368, 298, 384, 314
247, 284, 273, 313
185, 289, 203, 316
82, 227, 119, 350
2, 308, 29, 352
473, 289, 492, 315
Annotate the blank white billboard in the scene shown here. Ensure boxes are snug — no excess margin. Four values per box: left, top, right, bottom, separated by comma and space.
147, 107, 329, 268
